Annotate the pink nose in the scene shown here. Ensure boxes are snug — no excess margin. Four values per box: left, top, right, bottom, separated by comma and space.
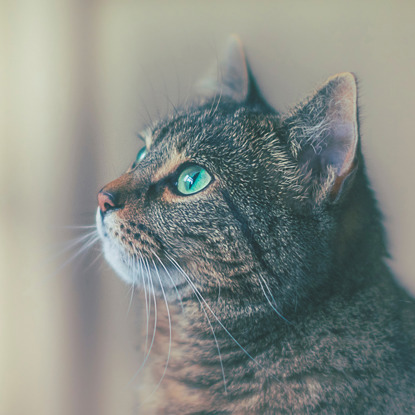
98, 191, 117, 214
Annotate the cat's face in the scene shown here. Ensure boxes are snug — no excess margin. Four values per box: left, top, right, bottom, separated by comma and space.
97, 103, 280, 290
97, 37, 359, 311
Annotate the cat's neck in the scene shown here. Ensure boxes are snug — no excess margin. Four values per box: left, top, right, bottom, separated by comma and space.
144, 259, 403, 414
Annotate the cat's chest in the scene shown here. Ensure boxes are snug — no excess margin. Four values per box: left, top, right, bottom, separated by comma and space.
136, 299, 220, 414
133, 289, 415, 414
133, 297, 304, 414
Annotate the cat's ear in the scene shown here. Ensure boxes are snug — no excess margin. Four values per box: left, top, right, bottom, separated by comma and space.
196, 35, 252, 103
283, 73, 359, 203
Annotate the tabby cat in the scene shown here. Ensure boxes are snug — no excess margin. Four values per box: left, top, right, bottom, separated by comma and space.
96, 36, 415, 414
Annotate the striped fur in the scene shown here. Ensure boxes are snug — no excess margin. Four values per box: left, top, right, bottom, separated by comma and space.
96, 39, 415, 414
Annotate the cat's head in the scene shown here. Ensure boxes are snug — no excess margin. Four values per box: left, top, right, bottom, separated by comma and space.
96, 36, 364, 312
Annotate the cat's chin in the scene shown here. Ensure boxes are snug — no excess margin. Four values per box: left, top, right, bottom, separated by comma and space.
96, 208, 134, 285
102, 241, 135, 285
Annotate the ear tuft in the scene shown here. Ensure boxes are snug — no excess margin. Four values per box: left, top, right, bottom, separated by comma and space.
284, 72, 359, 202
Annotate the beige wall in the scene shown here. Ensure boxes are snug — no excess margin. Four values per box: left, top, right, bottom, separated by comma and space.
1, 1, 414, 414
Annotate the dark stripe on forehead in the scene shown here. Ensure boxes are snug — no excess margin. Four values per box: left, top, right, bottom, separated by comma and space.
151, 125, 170, 148
151, 113, 192, 148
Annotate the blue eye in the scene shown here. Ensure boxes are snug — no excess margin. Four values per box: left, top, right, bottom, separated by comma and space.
176, 165, 212, 195
136, 147, 147, 163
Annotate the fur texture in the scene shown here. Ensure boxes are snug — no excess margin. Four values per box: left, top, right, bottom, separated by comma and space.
96, 37, 415, 414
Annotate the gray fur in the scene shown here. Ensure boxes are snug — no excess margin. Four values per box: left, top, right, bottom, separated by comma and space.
96, 38, 415, 414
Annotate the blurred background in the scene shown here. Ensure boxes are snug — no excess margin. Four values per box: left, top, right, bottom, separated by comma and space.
1, 1, 414, 414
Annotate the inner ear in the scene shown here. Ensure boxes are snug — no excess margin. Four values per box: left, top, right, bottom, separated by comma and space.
285, 72, 359, 201
323, 74, 358, 179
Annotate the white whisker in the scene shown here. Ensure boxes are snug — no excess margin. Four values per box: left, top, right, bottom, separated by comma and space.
258, 275, 291, 324
82, 250, 103, 274
48, 230, 98, 261
127, 280, 136, 316
165, 253, 279, 383
151, 250, 184, 313
138, 251, 150, 355
129, 257, 157, 383
60, 225, 97, 229
164, 254, 227, 393
41, 233, 100, 285
143, 258, 172, 400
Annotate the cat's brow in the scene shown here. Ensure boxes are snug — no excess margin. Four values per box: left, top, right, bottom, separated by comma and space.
152, 150, 187, 183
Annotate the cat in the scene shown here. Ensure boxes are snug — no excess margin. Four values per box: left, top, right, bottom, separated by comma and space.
96, 36, 415, 414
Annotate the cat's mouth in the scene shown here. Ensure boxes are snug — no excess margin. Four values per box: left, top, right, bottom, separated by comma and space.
95, 208, 177, 290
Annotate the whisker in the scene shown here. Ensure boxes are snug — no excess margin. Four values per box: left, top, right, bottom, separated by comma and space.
41, 233, 100, 284
150, 250, 184, 313
59, 225, 97, 229
127, 280, 136, 316
138, 252, 150, 356
211, 89, 223, 118
129, 257, 158, 383
165, 253, 279, 383
164, 254, 227, 393
258, 275, 291, 324
62, 234, 100, 266
161, 76, 179, 116
143, 258, 172, 400
145, 257, 155, 359
126, 254, 138, 316
82, 250, 103, 274
47, 230, 98, 262
208, 70, 223, 118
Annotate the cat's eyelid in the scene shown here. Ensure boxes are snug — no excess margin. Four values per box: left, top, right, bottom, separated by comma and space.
174, 161, 210, 177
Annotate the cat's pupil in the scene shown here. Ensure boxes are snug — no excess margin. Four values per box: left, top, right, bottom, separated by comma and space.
186, 171, 200, 190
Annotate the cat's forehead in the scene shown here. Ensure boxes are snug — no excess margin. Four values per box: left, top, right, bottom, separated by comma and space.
148, 107, 224, 151
146, 103, 272, 156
